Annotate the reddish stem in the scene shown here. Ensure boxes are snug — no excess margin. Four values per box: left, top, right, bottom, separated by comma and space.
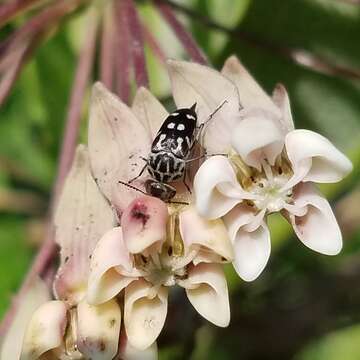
155, 1, 208, 65
114, 0, 131, 104
100, 1, 116, 90
0, 8, 99, 338
0, 0, 42, 27
123, 0, 149, 88
142, 23, 167, 64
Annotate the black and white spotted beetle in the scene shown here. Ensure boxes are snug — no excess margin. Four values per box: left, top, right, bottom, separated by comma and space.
121, 101, 226, 202
127, 103, 198, 202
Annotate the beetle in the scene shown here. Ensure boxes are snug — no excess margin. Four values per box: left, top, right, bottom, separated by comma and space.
122, 101, 227, 202
127, 103, 198, 202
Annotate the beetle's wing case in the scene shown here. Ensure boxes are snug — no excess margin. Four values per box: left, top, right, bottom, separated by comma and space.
151, 106, 197, 158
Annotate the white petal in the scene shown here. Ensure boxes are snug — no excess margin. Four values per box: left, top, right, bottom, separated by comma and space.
21, 301, 67, 360
194, 155, 253, 219
221, 55, 281, 116
124, 280, 168, 350
289, 183, 342, 255
231, 116, 284, 170
183, 263, 230, 327
284, 129, 353, 189
87, 227, 135, 305
224, 205, 270, 281
167, 59, 242, 154
121, 196, 168, 254
76, 299, 121, 360
1, 278, 50, 360
179, 205, 234, 261
272, 83, 295, 132
119, 335, 158, 360
132, 86, 169, 139
88, 82, 152, 212
54, 145, 115, 305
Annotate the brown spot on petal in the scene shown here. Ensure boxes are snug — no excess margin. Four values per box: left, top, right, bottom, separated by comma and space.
131, 203, 150, 226
99, 340, 106, 352
109, 318, 116, 328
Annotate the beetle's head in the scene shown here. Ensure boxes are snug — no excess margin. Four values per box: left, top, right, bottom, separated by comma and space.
145, 180, 176, 202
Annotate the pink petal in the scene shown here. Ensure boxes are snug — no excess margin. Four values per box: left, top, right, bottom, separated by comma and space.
179, 205, 234, 262
284, 129, 353, 189
289, 183, 342, 255
77, 299, 121, 360
1, 278, 50, 360
183, 263, 230, 327
167, 59, 242, 154
272, 83, 295, 133
124, 279, 168, 350
87, 227, 135, 305
88, 82, 152, 213
132, 86, 169, 139
221, 55, 281, 116
224, 205, 271, 281
54, 145, 115, 305
21, 301, 67, 359
121, 196, 168, 254
231, 115, 284, 170
194, 155, 254, 219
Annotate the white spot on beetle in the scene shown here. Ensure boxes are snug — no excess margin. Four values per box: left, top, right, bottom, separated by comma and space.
177, 124, 185, 130
171, 112, 179, 116
186, 114, 196, 120
167, 122, 175, 129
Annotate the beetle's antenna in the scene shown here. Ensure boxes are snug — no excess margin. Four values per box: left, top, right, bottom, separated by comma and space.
118, 180, 147, 195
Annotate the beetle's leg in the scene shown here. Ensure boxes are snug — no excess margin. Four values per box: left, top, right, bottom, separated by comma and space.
128, 162, 148, 183
196, 100, 228, 144
182, 167, 192, 194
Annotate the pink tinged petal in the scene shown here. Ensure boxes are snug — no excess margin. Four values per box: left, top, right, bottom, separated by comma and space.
87, 227, 135, 305
284, 129, 353, 189
132, 86, 169, 140
119, 333, 158, 360
272, 83, 295, 133
224, 205, 270, 281
289, 183, 342, 255
21, 301, 67, 360
122, 196, 168, 254
194, 155, 254, 219
167, 59, 242, 154
53, 145, 115, 305
76, 299, 121, 360
124, 279, 168, 350
179, 205, 234, 262
221, 55, 281, 116
1, 278, 50, 360
183, 263, 230, 327
232, 116, 284, 170
88, 82, 152, 212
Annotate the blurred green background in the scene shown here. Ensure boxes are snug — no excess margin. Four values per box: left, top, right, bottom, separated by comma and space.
1, 0, 360, 359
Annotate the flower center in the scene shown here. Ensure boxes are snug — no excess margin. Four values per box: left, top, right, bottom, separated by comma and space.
135, 212, 191, 287
230, 152, 294, 214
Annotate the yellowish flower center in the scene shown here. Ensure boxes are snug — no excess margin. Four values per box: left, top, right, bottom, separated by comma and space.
230, 151, 294, 214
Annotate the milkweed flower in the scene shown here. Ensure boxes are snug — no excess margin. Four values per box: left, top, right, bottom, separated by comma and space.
21, 146, 124, 360
86, 83, 234, 350
167, 56, 353, 282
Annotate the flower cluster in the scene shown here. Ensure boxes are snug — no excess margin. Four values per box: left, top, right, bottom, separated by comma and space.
19, 56, 352, 360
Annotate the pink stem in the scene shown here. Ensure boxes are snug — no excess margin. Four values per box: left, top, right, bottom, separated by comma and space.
142, 23, 167, 64
0, 8, 99, 338
155, 1, 208, 65
100, 1, 115, 90
123, 0, 149, 88
0, 0, 42, 27
0, 39, 35, 106
114, 0, 131, 104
